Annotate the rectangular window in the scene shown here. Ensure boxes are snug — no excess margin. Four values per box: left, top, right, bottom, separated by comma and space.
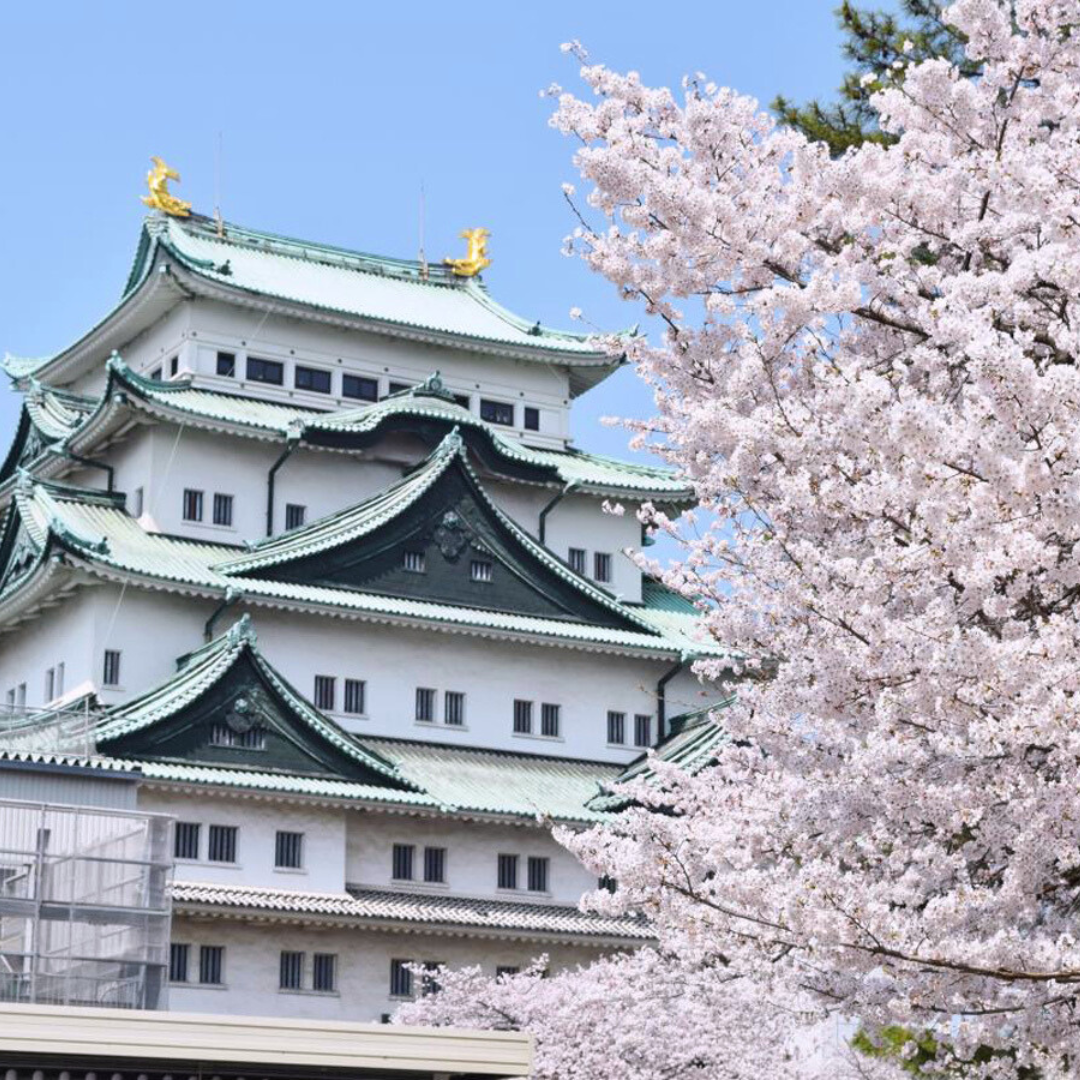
247, 356, 284, 385
314, 675, 336, 711
403, 550, 426, 574
212, 492, 234, 527
390, 958, 413, 998
169, 355, 179, 377
209, 724, 266, 749
480, 399, 514, 426
541, 703, 561, 738
496, 966, 520, 979
444, 691, 465, 727
421, 961, 441, 997
568, 548, 587, 575
599, 874, 617, 893
607, 710, 626, 745
285, 503, 306, 531
392, 843, 415, 881
216, 351, 236, 377
634, 714, 652, 748
44, 668, 54, 703
169, 942, 189, 983
313, 953, 336, 992
199, 945, 224, 985
102, 650, 121, 687
342, 374, 378, 402
55, 662, 64, 697
295, 365, 332, 394
527, 856, 549, 893
279, 950, 304, 990
207, 824, 237, 863
497, 853, 518, 890
130, 487, 144, 517
523, 406, 540, 431
423, 846, 446, 884
513, 699, 533, 735
174, 821, 200, 860
182, 488, 204, 522
415, 687, 435, 722
470, 559, 493, 582
275, 831, 304, 869
387, 381, 411, 396
594, 552, 612, 583
344, 678, 366, 715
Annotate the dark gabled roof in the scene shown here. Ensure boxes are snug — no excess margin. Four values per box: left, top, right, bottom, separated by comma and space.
0, 384, 95, 485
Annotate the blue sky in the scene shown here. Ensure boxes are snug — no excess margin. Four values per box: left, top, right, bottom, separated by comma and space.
0, 1, 855, 457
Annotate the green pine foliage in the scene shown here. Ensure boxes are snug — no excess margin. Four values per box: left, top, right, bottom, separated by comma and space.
771, 1, 976, 155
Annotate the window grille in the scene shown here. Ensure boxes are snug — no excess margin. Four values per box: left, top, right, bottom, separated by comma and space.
470, 559, 493, 582
182, 488, 203, 522
295, 365, 332, 393
279, 950, 304, 990
285, 503, 306, 530
527, 856, 549, 893
444, 691, 466, 726
568, 548, 587, 575
513, 699, 533, 735
415, 687, 435, 722
607, 711, 626, 745
594, 552, 612, 583
392, 843, 414, 881
314, 675, 336, 711
634, 714, 652, 748
275, 831, 304, 869
174, 821, 200, 860
212, 493, 233, 527
209, 724, 266, 749
344, 678, 366, 715
389, 958, 413, 998
423, 846, 446, 884
207, 824, 237, 863
497, 853, 518, 890
199, 945, 224, 985
169, 942, 189, 982
541, 703, 561, 738
403, 550, 426, 573
421, 961, 442, 997
343, 374, 378, 401
246, 356, 284, 384
313, 953, 336, 992
102, 650, 121, 687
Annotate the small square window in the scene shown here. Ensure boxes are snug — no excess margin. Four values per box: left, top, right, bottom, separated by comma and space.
390, 958, 413, 998
634, 714, 652, 748
174, 821, 200, 860
607, 711, 626, 745
182, 489, 204, 522
480, 399, 514, 426
444, 691, 465, 727
275, 831, 304, 869
102, 650, 121, 687
594, 552, 612, 583
212, 493, 233, 527
169, 942, 190, 983
216, 352, 236, 377
513, 699, 533, 735
313, 953, 336, 992
497, 853, 518, 890
541, 703, 561, 738
295, 365, 332, 394
279, 950, 304, 990
207, 824, 237, 863
527, 856, 549, 893
523, 407, 540, 431
470, 559, 493, 583
424, 846, 446, 884
403, 551, 426, 574
285, 504, 306, 530
344, 678, 366, 715
314, 675, 336, 711
568, 548, 587, 575
393, 843, 415, 881
343, 374, 378, 402
415, 687, 436, 722
199, 945, 224, 985
247, 356, 284, 385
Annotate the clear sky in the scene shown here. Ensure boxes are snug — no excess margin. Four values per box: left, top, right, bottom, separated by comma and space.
0, 1, 856, 458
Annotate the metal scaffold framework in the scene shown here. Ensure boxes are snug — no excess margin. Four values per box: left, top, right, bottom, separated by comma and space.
0, 799, 172, 1009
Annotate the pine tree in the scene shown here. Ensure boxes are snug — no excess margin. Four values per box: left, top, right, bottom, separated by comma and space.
771, 1, 977, 155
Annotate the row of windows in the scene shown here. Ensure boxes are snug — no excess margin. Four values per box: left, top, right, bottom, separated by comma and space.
392, 843, 446, 884
4, 661, 66, 712
415, 687, 466, 726
568, 547, 612, 584
403, 550, 494, 582
182, 489, 234, 527
213, 352, 541, 430
513, 700, 561, 739
314, 675, 367, 715
607, 711, 653, 748
173, 822, 308, 868
497, 853, 549, 892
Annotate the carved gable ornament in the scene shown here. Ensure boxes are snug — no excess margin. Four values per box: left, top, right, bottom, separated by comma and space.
432, 510, 470, 562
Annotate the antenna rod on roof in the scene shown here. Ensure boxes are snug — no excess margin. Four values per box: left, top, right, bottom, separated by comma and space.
419, 180, 428, 280
214, 131, 225, 238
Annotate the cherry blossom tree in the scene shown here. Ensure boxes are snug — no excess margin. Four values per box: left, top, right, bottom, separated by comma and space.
404, 1, 1080, 1074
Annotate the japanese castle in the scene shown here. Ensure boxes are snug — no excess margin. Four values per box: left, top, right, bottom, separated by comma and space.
0, 164, 726, 1020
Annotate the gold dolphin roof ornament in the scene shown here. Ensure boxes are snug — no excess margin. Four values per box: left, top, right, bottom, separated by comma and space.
141, 156, 192, 218
444, 227, 491, 277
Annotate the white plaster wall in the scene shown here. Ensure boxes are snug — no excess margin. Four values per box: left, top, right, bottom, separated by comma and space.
139, 789, 347, 893
167, 916, 605, 1021
346, 810, 596, 905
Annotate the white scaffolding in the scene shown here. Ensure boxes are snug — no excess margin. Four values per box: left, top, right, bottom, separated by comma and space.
0, 798, 172, 1009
